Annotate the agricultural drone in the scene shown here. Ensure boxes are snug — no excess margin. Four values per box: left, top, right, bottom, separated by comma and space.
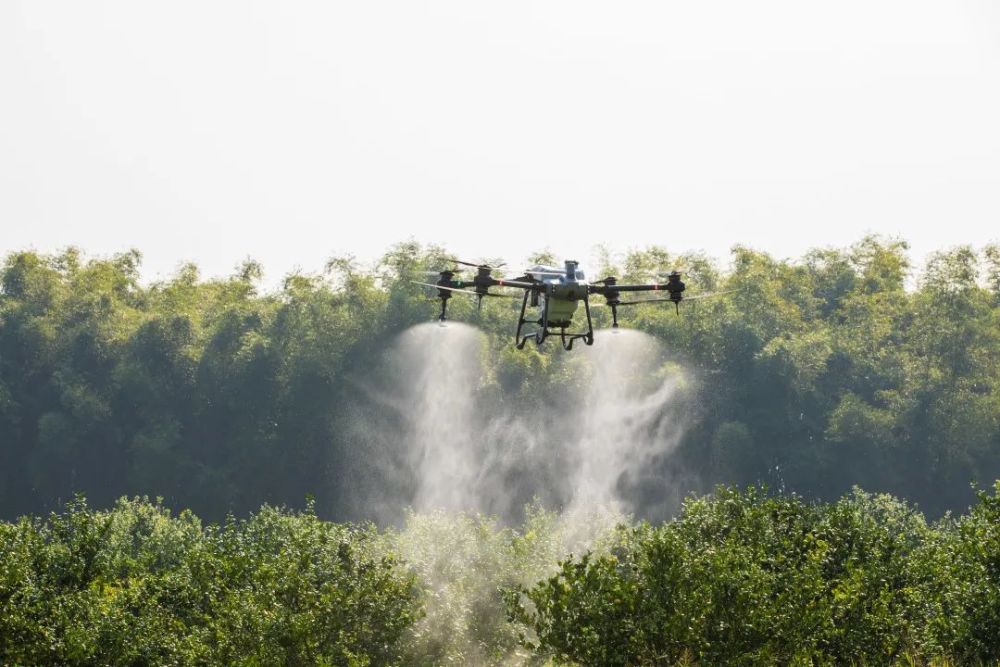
412, 258, 728, 350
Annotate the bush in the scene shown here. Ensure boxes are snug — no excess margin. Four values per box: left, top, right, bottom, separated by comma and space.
0, 497, 421, 666
511, 487, 935, 666
7, 487, 1000, 665
916, 481, 1000, 664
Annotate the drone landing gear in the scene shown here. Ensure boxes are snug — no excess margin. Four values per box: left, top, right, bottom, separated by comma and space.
558, 327, 594, 351
514, 292, 595, 350
609, 302, 620, 329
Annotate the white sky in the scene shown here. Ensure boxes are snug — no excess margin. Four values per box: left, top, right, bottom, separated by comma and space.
2, 1, 999, 285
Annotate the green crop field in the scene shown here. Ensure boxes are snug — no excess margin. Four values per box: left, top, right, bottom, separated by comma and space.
3, 486, 1000, 665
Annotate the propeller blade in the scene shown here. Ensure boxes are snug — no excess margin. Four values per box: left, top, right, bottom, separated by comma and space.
525, 269, 564, 277
410, 280, 470, 293
683, 290, 737, 301
616, 297, 675, 306
615, 289, 737, 306
449, 258, 506, 269
409, 281, 519, 299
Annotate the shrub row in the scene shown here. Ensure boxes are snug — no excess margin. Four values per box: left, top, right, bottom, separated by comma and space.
511, 485, 1000, 666
0, 498, 419, 666
5, 486, 1000, 665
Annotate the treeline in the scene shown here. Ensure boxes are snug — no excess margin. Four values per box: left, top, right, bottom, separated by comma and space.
1, 238, 1000, 519
4, 486, 1000, 665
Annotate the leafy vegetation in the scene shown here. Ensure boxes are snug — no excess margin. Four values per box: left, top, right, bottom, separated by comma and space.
5, 488, 1000, 665
2, 238, 999, 521
0, 496, 419, 666
511, 484, 1000, 666
2, 239, 1000, 662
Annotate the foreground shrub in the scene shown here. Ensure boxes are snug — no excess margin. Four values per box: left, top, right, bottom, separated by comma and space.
0, 497, 420, 666
6, 486, 1000, 666
914, 481, 1000, 664
510, 487, 934, 666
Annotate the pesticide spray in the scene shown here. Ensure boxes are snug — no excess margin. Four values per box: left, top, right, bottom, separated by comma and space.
395, 322, 486, 511
565, 328, 686, 515
343, 322, 690, 522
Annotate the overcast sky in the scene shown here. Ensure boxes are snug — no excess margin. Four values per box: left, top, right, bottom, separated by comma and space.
2, 1, 998, 285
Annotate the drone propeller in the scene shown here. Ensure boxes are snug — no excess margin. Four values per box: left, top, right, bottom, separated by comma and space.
418, 269, 456, 276
449, 258, 506, 269
615, 289, 737, 306
524, 269, 564, 277
684, 290, 737, 301
409, 281, 519, 299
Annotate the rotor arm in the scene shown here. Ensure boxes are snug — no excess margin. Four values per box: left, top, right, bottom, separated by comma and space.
593, 274, 684, 296
589, 273, 686, 317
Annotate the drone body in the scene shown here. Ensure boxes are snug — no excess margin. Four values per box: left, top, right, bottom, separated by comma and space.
414, 258, 726, 350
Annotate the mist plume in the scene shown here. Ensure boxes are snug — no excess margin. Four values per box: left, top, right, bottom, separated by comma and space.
337, 323, 691, 524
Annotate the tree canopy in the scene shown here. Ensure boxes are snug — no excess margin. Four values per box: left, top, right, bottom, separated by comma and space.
1, 238, 999, 521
